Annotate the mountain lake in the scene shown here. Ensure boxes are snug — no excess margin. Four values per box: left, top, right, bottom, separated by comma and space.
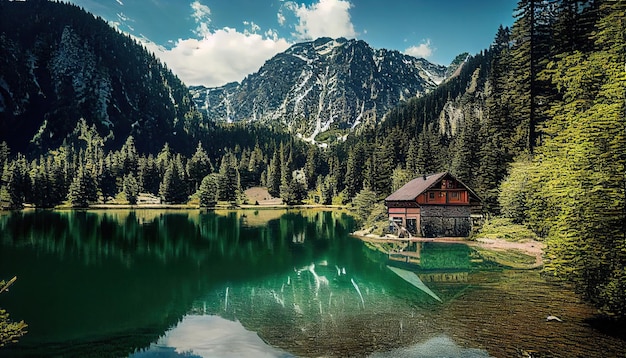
0, 209, 625, 357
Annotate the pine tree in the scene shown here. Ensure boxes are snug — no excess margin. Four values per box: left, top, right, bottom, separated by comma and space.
247, 142, 264, 186
369, 139, 395, 199
405, 138, 420, 175
304, 145, 320, 190
415, 130, 434, 174
267, 149, 281, 198
0, 162, 13, 209
486, 25, 515, 148
198, 173, 220, 207
0, 155, 30, 209
0, 141, 9, 181
120, 136, 139, 176
138, 154, 160, 195
476, 130, 509, 213
123, 173, 139, 205
391, 166, 413, 193
186, 142, 213, 192
237, 147, 252, 189
450, 114, 480, 186
31, 157, 53, 208
156, 142, 172, 177
99, 153, 117, 201
328, 153, 345, 196
159, 157, 188, 204
279, 142, 294, 200
344, 144, 365, 200
509, 0, 553, 152
217, 151, 240, 203
67, 162, 97, 207
50, 149, 71, 205
320, 174, 336, 205
282, 169, 307, 205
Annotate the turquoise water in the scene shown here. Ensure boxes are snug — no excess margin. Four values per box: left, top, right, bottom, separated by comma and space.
0, 209, 624, 357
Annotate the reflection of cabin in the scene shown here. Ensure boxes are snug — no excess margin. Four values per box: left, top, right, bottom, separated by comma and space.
385, 172, 481, 237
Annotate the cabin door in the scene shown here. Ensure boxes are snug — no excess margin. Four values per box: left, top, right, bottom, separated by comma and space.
406, 218, 417, 234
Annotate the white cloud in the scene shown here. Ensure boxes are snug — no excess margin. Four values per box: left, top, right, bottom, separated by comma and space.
191, 1, 212, 37
277, 11, 286, 26
286, 0, 356, 40
137, 0, 354, 87
191, 1, 211, 22
405, 39, 434, 59
265, 29, 280, 41
136, 1, 291, 87
140, 28, 291, 87
243, 21, 261, 35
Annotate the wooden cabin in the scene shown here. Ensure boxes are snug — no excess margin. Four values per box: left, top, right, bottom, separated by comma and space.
384, 172, 481, 237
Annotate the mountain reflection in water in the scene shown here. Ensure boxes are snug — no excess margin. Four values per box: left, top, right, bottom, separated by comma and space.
132, 315, 292, 358
134, 315, 490, 358
370, 335, 492, 358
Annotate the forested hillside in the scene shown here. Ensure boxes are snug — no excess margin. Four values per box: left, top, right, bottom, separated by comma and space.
0, 0, 624, 318
342, 0, 625, 318
503, 0, 625, 318
0, 0, 203, 154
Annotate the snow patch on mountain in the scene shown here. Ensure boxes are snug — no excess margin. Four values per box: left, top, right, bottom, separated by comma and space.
314, 38, 346, 56
190, 38, 450, 141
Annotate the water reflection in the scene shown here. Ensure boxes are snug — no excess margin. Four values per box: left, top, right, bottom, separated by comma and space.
0, 209, 479, 356
135, 316, 491, 358
0, 209, 376, 357
153, 252, 476, 357
133, 315, 292, 358
369, 335, 492, 358
1, 210, 625, 357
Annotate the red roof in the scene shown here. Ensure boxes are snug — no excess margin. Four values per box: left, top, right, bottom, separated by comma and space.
385, 172, 448, 201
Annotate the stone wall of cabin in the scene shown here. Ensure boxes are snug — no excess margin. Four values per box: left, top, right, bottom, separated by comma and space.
420, 205, 471, 237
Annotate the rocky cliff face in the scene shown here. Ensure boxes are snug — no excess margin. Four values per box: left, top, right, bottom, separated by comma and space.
190, 38, 449, 142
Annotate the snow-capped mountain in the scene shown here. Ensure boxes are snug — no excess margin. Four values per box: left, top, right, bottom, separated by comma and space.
190, 37, 450, 142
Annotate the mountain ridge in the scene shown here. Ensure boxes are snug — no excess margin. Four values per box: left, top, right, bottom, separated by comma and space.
190, 37, 459, 143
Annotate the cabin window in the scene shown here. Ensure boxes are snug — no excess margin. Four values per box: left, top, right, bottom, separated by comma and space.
451, 192, 459, 199
441, 180, 456, 189
429, 192, 435, 200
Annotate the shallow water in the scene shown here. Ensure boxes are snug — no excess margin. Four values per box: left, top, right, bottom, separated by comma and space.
0, 209, 624, 357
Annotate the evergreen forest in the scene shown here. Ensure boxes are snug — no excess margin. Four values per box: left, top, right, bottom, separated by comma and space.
0, 0, 624, 319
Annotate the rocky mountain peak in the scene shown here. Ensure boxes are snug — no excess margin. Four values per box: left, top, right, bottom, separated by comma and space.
191, 37, 450, 144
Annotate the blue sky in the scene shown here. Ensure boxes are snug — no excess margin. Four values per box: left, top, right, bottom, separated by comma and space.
67, 0, 518, 87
